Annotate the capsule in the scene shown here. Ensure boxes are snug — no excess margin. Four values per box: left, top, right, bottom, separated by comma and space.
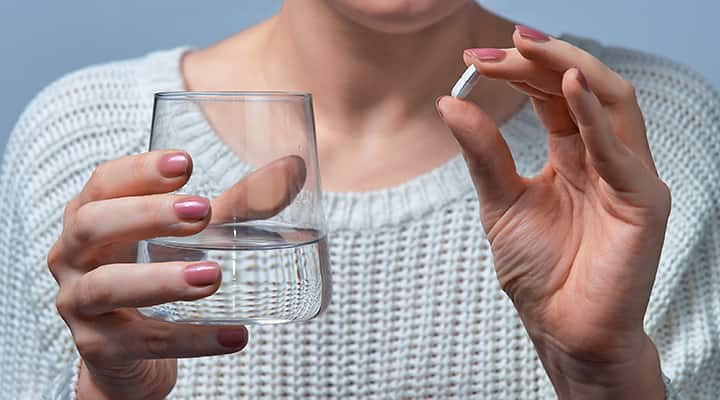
451, 65, 480, 100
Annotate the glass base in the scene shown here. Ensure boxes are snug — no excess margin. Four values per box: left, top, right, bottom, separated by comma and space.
139, 306, 298, 325
136, 223, 331, 325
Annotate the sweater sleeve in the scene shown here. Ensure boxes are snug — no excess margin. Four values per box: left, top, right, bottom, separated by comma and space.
650, 68, 720, 400
663, 374, 681, 400
0, 94, 78, 397
553, 36, 720, 400
0, 58, 152, 399
41, 354, 81, 400
618, 52, 720, 400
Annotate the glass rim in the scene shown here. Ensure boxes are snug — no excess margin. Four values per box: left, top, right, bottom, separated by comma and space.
155, 91, 312, 102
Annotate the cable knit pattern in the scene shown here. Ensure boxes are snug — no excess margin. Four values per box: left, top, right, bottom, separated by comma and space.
1, 35, 718, 399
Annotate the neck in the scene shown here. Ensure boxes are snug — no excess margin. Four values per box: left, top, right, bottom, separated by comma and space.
181, 2, 524, 191
261, 1, 516, 131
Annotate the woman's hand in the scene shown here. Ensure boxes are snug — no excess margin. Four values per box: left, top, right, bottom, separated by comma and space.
47, 151, 256, 400
437, 26, 669, 399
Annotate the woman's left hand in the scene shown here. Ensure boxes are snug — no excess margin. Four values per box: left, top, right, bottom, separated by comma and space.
437, 26, 669, 399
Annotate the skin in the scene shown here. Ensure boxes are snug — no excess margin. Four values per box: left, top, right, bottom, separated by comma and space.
50, 154, 304, 399
440, 33, 669, 398
47, 0, 668, 398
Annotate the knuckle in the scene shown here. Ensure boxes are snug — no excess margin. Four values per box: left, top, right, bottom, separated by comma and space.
617, 78, 637, 102
143, 324, 173, 357
130, 154, 152, 180
75, 331, 120, 362
141, 196, 164, 226
189, 329, 205, 354
75, 270, 112, 313
84, 166, 107, 201
72, 204, 98, 245
134, 196, 171, 236
657, 181, 673, 218
62, 197, 79, 225
457, 103, 490, 133
47, 242, 65, 278
643, 180, 672, 227
55, 290, 74, 318
74, 334, 100, 359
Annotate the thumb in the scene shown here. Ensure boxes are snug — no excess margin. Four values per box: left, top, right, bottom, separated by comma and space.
437, 96, 526, 230
211, 155, 307, 224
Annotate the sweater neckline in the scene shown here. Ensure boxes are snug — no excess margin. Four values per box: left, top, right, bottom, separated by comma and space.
136, 46, 539, 231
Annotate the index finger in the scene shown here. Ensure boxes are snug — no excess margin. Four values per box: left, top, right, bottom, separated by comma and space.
210, 155, 307, 223
74, 150, 193, 212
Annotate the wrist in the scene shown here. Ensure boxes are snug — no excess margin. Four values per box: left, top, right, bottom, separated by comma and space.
535, 333, 666, 400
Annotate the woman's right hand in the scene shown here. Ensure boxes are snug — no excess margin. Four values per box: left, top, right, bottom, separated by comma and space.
47, 151, 250, 400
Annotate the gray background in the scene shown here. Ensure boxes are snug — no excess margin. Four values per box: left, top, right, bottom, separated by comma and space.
1, 0, 718, 155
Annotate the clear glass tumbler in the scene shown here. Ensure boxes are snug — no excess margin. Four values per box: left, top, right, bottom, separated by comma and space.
138, 92, 330, 325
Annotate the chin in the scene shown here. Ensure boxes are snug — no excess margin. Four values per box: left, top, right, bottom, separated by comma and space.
326, 0, 473, 34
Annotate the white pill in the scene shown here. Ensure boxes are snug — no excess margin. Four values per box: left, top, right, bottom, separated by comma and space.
451, 65, 480, 100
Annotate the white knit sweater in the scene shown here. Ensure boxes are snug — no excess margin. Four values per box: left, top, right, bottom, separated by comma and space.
1, 36, 718, 399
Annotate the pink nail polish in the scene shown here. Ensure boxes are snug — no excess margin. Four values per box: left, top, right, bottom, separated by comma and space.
516, 25, 550, 42
575, 68, 590, 91
217, 328, 248, 348
464, 48, 506, 62
174, 197, 210, 220
184, 262, 220, 287
158, 152, 189, 178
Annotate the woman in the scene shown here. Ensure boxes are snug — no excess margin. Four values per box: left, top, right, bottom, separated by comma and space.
1, 0, 717, 398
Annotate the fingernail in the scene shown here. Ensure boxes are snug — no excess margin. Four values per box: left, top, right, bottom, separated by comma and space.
575, 68, 590, 91
217, 328, 248, 348
174, 197, 210, 220
436, 96, 453, 119
184, 262, 220, 287
464, 48, 506, 62
158, 152, 190, 178
516, 25, 550, 42
435, 96, 445, 118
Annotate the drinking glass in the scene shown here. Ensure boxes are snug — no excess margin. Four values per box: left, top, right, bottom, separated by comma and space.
138, 92, 330, 325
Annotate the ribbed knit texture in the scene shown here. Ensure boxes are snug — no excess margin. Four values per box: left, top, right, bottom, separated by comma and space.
1, 36, 718, 399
